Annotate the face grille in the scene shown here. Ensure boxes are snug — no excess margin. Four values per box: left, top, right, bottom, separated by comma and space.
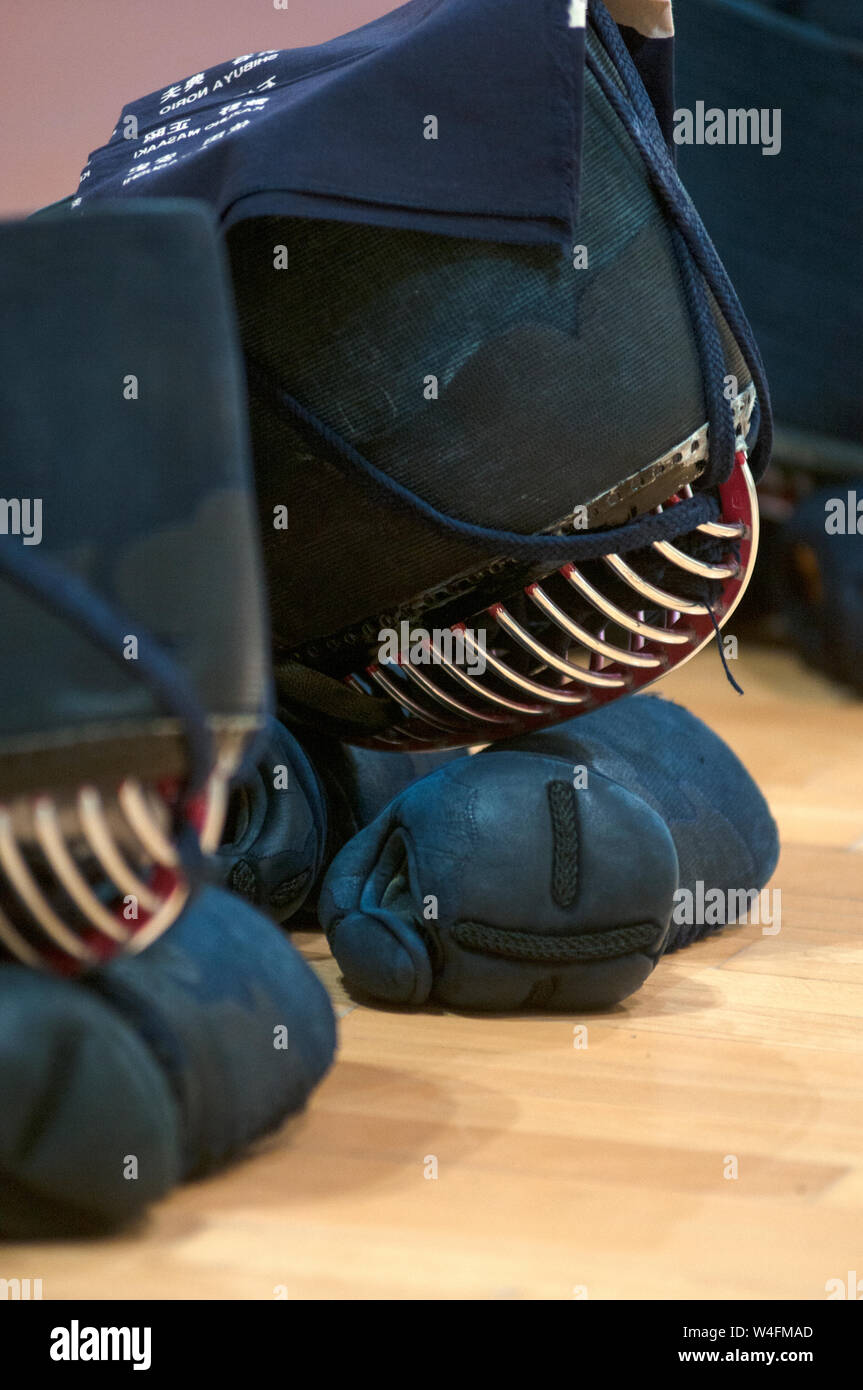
0, 770, 228, 971
347, 435, 759, 751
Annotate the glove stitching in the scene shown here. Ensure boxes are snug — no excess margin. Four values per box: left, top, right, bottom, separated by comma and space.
450, 919, 659, 962
269, 868, 312, 911
547, 780, 579, 909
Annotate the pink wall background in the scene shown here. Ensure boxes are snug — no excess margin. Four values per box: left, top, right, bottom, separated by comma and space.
2, 0, 393, 218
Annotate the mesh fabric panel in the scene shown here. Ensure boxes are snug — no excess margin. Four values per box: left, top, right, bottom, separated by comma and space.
227, 31, 749, 692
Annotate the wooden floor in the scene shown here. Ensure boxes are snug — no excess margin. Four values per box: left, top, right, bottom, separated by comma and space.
6, 645, 863, 1299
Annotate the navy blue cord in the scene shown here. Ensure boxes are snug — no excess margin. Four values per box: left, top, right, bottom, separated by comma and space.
586, 0, 773, 481
0, 538, 214, 822
670, 223, 737, 489
246, 356, 720, 563
707, 603, 744, 695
